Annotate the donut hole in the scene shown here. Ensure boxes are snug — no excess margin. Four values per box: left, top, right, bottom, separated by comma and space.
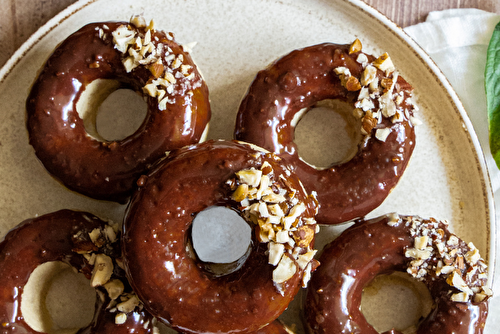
21, 261, 96, 334
76, 79, 148, 142
361, 272, 433, 333
191, 206, 252, 276
294, 99, 362, 169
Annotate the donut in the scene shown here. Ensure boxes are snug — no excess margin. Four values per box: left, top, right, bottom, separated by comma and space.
234, 40, 418, 224
0, 209, 157, 333
26, 16, 211, 203
122, 140, 319, 333
304, 214, 492, 334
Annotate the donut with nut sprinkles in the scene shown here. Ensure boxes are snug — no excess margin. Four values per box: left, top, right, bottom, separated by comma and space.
235, 40, 418, 224
304, 214, 492, 334
0, 210, 157, 333
122, 140, 319, 333
26, 16, 211, 203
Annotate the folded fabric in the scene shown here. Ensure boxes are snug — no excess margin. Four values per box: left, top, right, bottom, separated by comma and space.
404, 9, 500, 191
404, 9, 500, 331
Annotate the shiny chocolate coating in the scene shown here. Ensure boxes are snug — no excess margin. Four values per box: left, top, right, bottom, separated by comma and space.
0, 210, 155, 334
122, 140, 317, 334
26, 21, 211, 203
251, 320, 293, 334
78, 306, 155, 334
235, 43, 415, 224
304, 214, 489, 334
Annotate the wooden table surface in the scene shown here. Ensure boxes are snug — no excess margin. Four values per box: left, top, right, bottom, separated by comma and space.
1, 0, 499, 69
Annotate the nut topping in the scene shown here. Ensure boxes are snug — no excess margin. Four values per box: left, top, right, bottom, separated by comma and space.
398, 215, 492, 303
104, 279, 125, 300
348, 38, 362, 54
228, 159, 319, 293
90, 254, 114, 287
104, 15, 202, 111
273, 255, 297, 284
334, 41, 419, 142
72, 218, 148, 326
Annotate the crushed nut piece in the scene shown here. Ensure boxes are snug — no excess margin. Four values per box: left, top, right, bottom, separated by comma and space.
375, 128, 391, 142
236, 169, 262, 188
345, 76, 361, 91
360, 65, 377, 86
117, 294, 141, 313
104, 279, 125, 300
451, 292, 469, 302
273, 255, 297, 284
349, 38, 362, 54
447, 271, 473, 296
90, 254, 114, 287
373, 52, 395, 73
268, 242, 285, 266
115, 312, 127, 325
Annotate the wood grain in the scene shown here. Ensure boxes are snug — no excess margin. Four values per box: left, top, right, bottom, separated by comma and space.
0, 0, 499, 68
364, 0, 500, 27
0, 0, 77, 67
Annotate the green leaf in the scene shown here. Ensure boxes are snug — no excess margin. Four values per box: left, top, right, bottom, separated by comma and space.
485, 20, 500, 169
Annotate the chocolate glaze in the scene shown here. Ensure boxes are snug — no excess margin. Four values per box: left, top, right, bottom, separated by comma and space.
122, 140, 317, 334
26, 21, 211, 203
304, 214, 489, 334
235, 43, 415, 224
0, 210, 155, 334
78, 305, 154, 334
251, 319, 292, 334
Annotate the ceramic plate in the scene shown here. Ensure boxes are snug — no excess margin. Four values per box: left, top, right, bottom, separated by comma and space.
0, 0, 495, 332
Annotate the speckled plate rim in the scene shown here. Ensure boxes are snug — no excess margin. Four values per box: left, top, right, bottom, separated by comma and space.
0, 0, 496, 320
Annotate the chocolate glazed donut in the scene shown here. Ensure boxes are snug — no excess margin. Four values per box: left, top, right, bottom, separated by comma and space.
26, 18, 210, 203
235, 41, 417, 224
304, 214, 491, 334
122, 140, 318, 334
0, 210, 156, 333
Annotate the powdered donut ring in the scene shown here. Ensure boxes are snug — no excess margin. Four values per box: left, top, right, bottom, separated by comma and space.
304, 214, 491, 334
0, 209, 156, 333
122, 140, 319, 333
26, 16, 210, 203
235, 40, 418, 224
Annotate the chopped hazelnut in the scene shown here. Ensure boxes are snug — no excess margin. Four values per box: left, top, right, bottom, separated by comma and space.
349, 38, 362, 54
273, 255, 297, 284
90, 254, 114, 287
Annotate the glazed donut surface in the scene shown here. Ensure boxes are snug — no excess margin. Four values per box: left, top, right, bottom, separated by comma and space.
0, 209, 156, 334
26, 17, 210, 203
251, 319, 293, 334
122, 140, 318, 334
235, 41, 417, 224
304, 214, 491, 334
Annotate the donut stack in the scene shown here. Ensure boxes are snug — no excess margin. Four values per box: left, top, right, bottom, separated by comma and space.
0, 15, 492, 334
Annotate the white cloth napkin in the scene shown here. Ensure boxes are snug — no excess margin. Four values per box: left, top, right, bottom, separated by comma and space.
404, 9, 500, 330
405, 9, 500, 192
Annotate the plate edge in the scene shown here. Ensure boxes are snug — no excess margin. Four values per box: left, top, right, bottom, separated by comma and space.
0, 0, 99, 84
